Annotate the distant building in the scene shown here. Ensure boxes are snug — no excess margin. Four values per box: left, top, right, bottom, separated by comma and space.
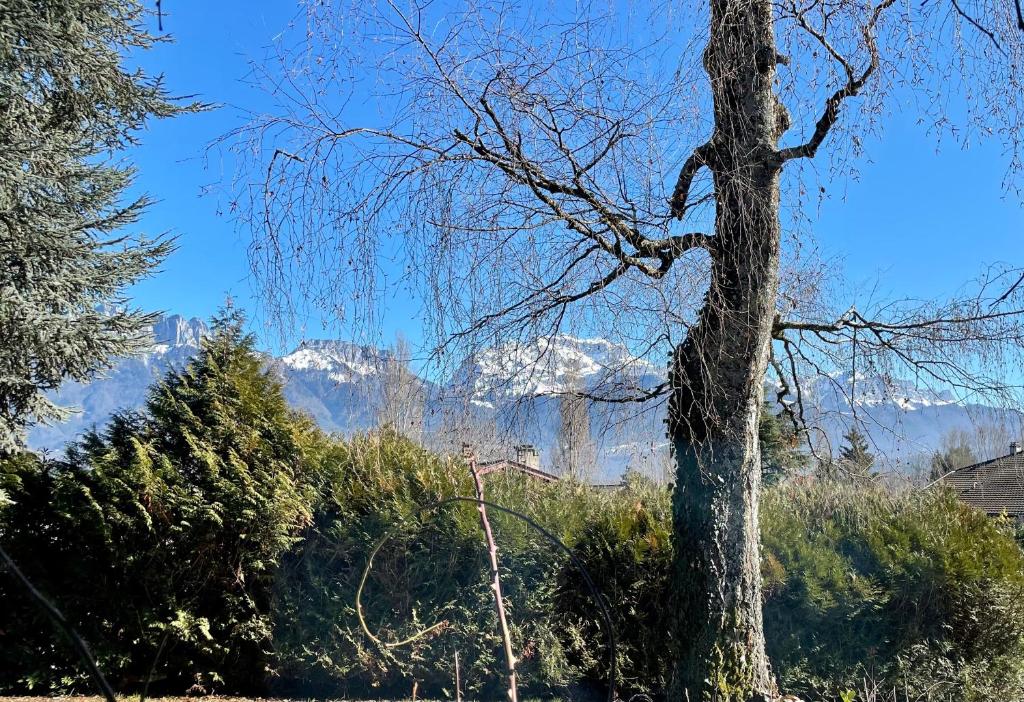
464, 443, 626, 487
475, 444, 561, 483
941, 442, 1024, 518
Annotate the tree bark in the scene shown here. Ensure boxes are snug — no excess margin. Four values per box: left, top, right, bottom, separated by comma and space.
668, 0, 784, 699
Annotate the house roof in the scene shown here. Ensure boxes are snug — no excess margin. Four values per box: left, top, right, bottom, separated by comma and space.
941, 450, 1024, 516
476, 459, 561, 483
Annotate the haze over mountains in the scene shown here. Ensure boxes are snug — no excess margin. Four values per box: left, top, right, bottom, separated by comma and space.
29, 315, 1023, 479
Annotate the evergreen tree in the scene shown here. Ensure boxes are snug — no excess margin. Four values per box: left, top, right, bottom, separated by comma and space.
0, 310, 322, 693
838, 427, 875, 480
759, 405, 807, 486
0, 0, 198, 454
128, 308, 320, 690
928, 429, 979, 482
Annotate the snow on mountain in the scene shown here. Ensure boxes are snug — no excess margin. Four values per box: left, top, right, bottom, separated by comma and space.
280, 340, 394, 383
441, 335, 666, 479
807, 371, 957, 412
798, 371, 1020, 463
457, 335, 664, 400
153, 314, 207, 349
271, 340, 406, 434
25, 314, 1022, 477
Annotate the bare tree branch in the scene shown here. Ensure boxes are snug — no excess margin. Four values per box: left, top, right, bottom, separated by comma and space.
777, 0, 898, 162
670, 141, 717, 219
950, 0, 1006, 54
772, 266, 1024, 451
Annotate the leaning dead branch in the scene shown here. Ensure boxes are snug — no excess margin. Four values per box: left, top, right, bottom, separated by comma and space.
0, 544, 117, 702
465, 447, 518, 702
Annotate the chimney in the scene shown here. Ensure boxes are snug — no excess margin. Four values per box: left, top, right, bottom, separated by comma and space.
1011, 441, 1021, 455
515, 444, 540, 470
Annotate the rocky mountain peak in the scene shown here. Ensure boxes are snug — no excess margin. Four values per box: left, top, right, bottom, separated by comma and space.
456, 334, 665, 399
152, 314, 207, 349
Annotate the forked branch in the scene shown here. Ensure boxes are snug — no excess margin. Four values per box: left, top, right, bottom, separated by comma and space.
778, 0, 898, 162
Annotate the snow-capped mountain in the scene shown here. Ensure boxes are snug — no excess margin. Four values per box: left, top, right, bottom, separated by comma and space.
272, 340, 418, 434
457, 335, 664, 399
808, 371, 957, 412
26, 314, 1022, 478
797, 370, 1021, 463
280, 340, 395, 383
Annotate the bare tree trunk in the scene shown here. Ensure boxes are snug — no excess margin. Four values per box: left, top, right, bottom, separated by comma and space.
555, 360, 596, 481
668, 0, 783, 699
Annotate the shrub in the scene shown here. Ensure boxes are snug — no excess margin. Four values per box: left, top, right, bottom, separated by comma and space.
761, 481, 1024, 701
269, 433, 590, 699
554, 473, 673, 697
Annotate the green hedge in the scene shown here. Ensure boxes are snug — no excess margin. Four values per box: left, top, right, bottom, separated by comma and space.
0, 312, 323, 694
761, 482, 1024, 701
4, 318, 1024, 700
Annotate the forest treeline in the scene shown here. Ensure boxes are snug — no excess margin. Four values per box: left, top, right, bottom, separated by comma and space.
2, 314, 1024, 702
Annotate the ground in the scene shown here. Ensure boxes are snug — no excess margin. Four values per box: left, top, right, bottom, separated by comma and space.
0, 698, 320, 702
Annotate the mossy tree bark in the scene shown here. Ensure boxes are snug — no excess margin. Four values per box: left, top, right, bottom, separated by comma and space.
668, 0, 784, 698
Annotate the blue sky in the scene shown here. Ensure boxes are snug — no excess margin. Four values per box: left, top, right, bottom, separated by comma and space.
123, 2, 1022, 354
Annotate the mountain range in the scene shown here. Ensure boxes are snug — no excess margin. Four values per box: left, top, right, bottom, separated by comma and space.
28, 315, 1023, 480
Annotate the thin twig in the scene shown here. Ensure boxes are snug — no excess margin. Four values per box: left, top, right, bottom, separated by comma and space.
950, 0, 1005, 54
455, 650, 462, 702
140, 628, 171, 702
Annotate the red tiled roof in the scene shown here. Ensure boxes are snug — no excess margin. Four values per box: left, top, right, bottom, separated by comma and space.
942, 450, 1024, 516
